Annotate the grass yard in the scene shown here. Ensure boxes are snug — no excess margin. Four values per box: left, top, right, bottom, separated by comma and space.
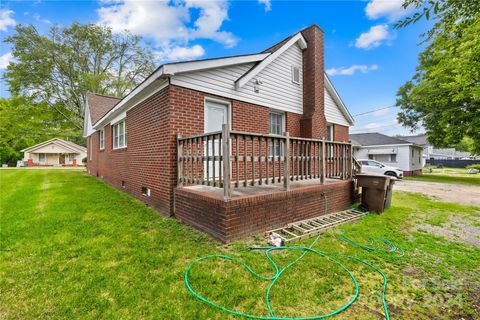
405, 168, 480, 186
1, 170, 479, 319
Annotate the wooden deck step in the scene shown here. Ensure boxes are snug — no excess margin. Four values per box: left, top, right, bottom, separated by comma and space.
267, 209, 368, 242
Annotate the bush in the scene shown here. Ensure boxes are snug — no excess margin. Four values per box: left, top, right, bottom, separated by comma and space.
82, 157, 87, 164
466, 164, 480, 170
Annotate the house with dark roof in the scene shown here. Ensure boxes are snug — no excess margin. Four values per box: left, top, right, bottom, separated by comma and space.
350, 133, 424, 176
83, 24, 358, 242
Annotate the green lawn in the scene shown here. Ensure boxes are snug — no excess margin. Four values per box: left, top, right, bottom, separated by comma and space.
405, 170, 480, 186
1, 170, 479, 319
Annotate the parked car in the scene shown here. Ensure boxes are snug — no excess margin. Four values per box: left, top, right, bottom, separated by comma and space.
358, 159, 404, 179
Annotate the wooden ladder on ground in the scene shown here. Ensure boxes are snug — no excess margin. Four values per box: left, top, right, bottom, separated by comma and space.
267, 209, 368, 242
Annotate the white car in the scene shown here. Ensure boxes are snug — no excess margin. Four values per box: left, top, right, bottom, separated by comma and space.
358, 159, 404, 179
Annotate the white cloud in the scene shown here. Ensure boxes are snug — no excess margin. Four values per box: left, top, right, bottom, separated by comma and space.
0, 9, 16, 31
0, 52, 13, 69
258, 0, 271, 12
355, 24, 390, 49
365, 0, 411, 22
326, 64, 379, 76
157, 44, 205, 61
97, 0, 237, 48
33, 13, 51, 24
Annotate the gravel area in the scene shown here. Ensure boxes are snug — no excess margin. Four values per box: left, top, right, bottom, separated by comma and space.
393, 179, 480, 207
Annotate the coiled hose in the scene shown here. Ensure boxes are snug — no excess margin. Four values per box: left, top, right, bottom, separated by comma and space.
185, 232, 400, 319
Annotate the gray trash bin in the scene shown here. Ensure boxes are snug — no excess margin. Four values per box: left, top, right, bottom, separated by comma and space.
384, 179, 395, 209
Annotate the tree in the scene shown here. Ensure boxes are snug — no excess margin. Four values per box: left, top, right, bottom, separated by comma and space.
4, 23, 156, 129
0, 97, 81, 165
394, 1, 480, 153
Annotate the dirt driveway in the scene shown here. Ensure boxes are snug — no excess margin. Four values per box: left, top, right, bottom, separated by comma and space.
394, 179, 480, 206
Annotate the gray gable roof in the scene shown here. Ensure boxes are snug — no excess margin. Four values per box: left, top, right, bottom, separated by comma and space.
396, 134, 428, 146
349, 133, 412, 146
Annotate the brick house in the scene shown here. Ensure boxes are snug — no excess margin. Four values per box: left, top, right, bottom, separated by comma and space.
84, 24, 357, 242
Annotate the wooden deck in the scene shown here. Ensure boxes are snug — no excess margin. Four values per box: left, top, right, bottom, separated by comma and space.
181, 178, 345, 200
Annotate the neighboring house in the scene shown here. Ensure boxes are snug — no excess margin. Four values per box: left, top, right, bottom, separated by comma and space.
350, 133, 423, 176
84, 25, 357, 242
398, 134, 477, 161
21, 138, 86, 166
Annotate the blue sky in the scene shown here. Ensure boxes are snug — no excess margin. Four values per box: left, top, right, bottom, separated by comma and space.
0, 0, 430, 135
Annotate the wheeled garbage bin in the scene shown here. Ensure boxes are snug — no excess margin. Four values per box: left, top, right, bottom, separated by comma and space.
355, 174, 392, 214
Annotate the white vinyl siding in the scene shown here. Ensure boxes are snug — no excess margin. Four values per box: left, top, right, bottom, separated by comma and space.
353, 145, 423, 172
325, 88, 350, 126
113, 119, 127, 149
99, 129, 105, 150
171, 44, 304, 115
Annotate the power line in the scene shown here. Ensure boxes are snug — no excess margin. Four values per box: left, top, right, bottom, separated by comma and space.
353, 105, 398, 117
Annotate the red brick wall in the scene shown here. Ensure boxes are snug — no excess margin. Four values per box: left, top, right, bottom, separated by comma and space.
334, 124, 349, 142
300, 25, 327, 139
175, 180, 354, 242
87, 86, 171, 212
87, 85, 308, 215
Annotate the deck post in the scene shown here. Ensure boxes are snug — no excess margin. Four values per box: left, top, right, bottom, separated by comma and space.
176, 133, 183, 187
321, 139, 326, 184
222, 124, 232, 201
349, 143, 353, 179
283, 132, 290, 191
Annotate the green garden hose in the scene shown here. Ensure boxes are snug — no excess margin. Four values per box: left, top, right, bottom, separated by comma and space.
339, 230, 404, 257
184, 233, 397, 319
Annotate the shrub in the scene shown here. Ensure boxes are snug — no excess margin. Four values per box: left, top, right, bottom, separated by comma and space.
466, 164, 480, 170
82, 157, 87, 164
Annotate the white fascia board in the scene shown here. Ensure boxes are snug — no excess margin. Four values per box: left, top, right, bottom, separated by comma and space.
93, 54, 269, 129
235, 33, 307, 89
110, 111, 126, 125
93, 66, 167, 128
94, 76, 168, 129
324, 74, 355, 126
163, 53, 269, 75
21, 138, 57, 152
359, 143, 412, 148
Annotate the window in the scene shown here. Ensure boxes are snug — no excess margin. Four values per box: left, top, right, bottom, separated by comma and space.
113, 119, 127, 149
38, 153, 46, 162
269, 111, 284, 156
368, 160, 382, 167
89, 137, 92, 160
291, 66, 300, 84
99, 129, 105, 150
390, 154, 397, 162
326, 125, 334, 141
368, 154, 374, 160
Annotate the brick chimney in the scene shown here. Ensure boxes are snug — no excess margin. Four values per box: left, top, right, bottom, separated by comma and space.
300, 24, 327, 139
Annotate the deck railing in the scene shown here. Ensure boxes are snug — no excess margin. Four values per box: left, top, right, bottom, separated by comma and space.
177, 124, 356, 200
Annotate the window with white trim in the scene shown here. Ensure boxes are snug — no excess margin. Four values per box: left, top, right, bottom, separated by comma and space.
390, 154, 397, 162
269, 111, 284, 156
39, 153, 46, 162
291, 66, 300, 84
89, 137, 92, 160
113, 119, 127, 149
326, 125, 334, 141
99, 129, 105, 150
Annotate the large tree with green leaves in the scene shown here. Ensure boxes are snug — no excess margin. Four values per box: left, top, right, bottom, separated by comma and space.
395, 1, 480, 153
0, 97, 81, 165
4, 23, 156, 130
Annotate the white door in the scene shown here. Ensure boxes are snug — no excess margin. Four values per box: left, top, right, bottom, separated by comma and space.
205, 100, 229, 179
